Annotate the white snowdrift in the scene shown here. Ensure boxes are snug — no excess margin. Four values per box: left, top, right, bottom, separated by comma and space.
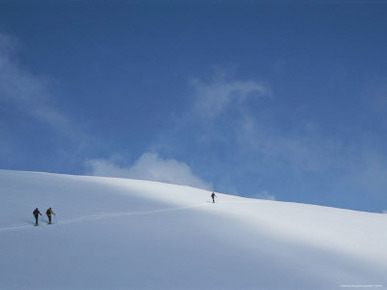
0, 170, 386, 290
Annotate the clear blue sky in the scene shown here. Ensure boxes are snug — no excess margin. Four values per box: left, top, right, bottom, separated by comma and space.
1, 0, 387, 212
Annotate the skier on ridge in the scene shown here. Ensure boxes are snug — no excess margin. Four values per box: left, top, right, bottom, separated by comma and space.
46, 207, 55, 224
211, 192, 217, 203
33, 208, 42, 226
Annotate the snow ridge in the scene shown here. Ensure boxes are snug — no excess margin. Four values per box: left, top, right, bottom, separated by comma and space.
0, 170, 386, 290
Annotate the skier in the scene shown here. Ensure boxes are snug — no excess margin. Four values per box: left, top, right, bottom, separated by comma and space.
211, 192, 217, 203
33, 208, 42, 226
46, 207, 55, 224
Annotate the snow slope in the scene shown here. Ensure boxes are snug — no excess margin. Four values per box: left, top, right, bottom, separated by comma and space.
0, 170, 386, 290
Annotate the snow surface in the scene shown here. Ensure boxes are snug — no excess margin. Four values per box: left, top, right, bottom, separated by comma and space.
0, 170, 386, 290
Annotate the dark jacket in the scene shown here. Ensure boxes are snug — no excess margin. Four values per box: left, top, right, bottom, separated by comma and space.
33, 208, 41, 217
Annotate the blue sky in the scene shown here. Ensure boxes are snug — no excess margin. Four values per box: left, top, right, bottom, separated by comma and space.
1, 0, 387, 212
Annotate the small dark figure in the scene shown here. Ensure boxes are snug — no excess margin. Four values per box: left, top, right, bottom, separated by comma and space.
33, 208, 42, 226
211, 192, 217, 203
46, 207, 55, 224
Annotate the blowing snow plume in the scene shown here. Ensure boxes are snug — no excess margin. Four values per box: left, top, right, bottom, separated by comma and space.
86, 153, 211, 189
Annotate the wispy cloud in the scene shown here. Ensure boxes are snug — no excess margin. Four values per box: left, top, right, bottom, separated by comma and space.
236, 115, 341, 172
337, 151, 387, 197
254, 191, 276, 200
187, 71, 338, 174
190, 73, 271, 119
86, 153, 212, 190
0, 33, 77, 137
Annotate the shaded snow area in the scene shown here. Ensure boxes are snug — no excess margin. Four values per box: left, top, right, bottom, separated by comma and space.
0, 170, 386, 290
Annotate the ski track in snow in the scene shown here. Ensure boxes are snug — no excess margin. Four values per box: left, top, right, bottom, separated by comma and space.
0, 203, 210, 234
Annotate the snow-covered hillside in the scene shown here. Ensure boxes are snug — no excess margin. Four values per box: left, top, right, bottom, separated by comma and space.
0, 170, 386, 290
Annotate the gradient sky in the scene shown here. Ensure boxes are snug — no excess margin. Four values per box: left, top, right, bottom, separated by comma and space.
1, 0, 387, 212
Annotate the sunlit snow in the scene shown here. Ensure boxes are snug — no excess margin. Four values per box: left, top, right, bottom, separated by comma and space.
0, 170, 386, 289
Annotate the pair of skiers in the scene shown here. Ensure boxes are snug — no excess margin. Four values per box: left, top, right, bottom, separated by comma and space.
33, 207, 55, 226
